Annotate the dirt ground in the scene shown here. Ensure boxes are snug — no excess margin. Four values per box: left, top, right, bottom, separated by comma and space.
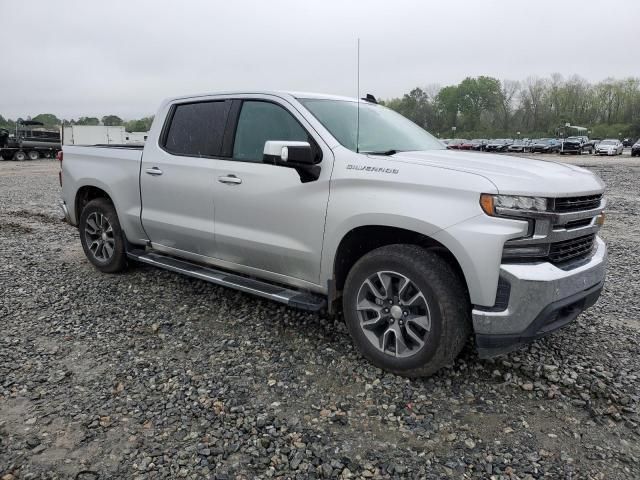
1, 152, 639, 479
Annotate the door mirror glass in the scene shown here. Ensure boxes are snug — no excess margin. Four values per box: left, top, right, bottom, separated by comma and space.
263, 141, 314, 165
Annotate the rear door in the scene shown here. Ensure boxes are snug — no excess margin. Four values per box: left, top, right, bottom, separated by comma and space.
140, 99, 231, 258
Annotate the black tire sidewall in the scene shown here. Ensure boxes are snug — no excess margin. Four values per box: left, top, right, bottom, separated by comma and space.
79, 198, 127, 273
343, 250, 445, 372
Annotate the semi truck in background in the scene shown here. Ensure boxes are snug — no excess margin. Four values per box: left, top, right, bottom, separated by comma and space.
0, 120, 61, 160
1, 123, 149, 160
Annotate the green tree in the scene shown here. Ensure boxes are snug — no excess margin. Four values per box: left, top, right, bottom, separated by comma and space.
435, 85, 460, 132
125, 116, 154, 132
76, 117, 100, 126
102, 115, 123, 126
456, 76, 502, 131
31, 113, 61, 126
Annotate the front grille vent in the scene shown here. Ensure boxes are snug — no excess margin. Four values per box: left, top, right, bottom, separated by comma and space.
548, 234, 595, 264
553, 194, 602, 213
563, 218, 593, 230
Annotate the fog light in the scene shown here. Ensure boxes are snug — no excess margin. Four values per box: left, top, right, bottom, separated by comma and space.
596, 212, 605, 226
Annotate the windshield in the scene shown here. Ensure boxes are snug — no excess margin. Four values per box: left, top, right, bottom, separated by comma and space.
600, 140, 616, 145
299, 99, 444, 153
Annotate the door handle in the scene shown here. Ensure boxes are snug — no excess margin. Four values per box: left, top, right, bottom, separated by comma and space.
218, 175, 242, 185
145, 167, 163, 176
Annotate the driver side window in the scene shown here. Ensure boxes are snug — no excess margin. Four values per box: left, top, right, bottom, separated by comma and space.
233, 101, 309, 162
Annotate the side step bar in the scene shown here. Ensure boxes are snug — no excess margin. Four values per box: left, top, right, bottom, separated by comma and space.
127, 249, 326, 312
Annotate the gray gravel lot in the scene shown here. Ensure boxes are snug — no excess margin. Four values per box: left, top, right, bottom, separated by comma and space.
1, 153, 639, 479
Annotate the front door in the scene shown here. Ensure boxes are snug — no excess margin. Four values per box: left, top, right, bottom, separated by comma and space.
140, 99, 231, 258
209, 98, 333, 286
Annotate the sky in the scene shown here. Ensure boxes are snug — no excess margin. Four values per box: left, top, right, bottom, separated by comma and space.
1, 0, 639, 120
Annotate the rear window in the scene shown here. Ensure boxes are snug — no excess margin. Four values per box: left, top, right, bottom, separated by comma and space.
164, 101, 231, 157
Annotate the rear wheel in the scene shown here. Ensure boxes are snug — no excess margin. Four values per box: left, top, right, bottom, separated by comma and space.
79, 198, 128, 273
13, 151, 27, 161
28, 150, 39, 160
343, 245, 470, 377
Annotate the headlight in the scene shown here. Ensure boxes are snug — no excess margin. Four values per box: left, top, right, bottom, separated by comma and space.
480, 194, 548, 216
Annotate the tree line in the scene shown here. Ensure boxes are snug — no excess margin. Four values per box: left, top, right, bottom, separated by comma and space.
2, 74, 639, 139
0, 114, 154, 133
382, 74, 640, 139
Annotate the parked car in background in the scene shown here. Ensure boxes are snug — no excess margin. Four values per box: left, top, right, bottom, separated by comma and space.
530, 138, 561, 153
622, 138, 635, 147
632, 140, 640, 157
485, 139, 512, 152
596, 139, 624, 156
446, 139, 467, 150
561, 136, 594, 155
470, 139, 488, 151
507, 139, 530, 153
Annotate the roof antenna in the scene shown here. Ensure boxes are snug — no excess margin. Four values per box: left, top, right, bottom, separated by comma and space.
356, 37, 360, 154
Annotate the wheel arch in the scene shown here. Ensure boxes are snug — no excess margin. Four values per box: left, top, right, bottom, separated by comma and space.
328, 224, 470, 312
74, 184, 116, 224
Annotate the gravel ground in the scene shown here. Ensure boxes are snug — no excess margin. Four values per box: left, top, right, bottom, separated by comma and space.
1, 153, 639, 479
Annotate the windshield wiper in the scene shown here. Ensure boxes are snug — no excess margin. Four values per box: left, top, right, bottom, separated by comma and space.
363, 149, 402, 156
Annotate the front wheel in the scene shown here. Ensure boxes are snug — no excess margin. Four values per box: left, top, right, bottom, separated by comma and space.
342, 245, 470, 377
79, 198, 128, 273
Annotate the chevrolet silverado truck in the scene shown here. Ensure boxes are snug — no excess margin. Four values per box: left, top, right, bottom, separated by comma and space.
59, 91, 607, 377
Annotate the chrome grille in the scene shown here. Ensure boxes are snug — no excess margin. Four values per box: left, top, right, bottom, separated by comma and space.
548, 234, 595, 264
553, 194, 602, 213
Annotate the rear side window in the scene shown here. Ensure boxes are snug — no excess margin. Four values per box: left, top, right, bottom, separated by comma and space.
164, 101, 230, 157
233, 101, 309, 162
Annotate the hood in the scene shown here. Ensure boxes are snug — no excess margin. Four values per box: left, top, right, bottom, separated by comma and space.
384, 150, 604, 196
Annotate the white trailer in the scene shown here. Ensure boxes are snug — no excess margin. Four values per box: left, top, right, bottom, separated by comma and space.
62, 126, 127, 145
124, 131, 149, 144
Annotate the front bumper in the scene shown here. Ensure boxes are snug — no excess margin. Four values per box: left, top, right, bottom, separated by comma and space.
473, 236, 607, 358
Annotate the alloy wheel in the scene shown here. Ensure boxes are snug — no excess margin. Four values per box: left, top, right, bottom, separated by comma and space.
356, 270, 431, 358
84, 212, 115, 262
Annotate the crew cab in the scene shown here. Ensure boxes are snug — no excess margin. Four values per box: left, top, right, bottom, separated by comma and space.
59, 91, 607, 377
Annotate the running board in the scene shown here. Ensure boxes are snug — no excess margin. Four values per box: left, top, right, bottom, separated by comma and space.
127, 249, 326, 312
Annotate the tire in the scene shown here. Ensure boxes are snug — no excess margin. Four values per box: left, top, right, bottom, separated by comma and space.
79, 198, 128, 273
28, 150, 39, 160
13, 151, 27, 161
342, 245, 470, 377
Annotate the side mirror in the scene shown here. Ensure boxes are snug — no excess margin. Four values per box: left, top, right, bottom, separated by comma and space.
262, 141, 321, 183
263, 141, 314, 165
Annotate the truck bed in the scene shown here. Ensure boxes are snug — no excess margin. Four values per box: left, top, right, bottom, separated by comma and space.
60, 145, 145, 242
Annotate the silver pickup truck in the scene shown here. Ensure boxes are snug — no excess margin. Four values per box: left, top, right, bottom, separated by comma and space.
59, 91, 607, 376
